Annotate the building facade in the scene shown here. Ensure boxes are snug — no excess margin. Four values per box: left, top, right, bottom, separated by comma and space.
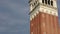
29, 0, 59, 34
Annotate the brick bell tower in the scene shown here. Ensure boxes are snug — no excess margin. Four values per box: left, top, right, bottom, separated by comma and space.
29, 0, 59, 34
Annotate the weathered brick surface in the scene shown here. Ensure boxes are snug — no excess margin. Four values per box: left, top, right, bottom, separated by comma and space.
30, 12, 59, 34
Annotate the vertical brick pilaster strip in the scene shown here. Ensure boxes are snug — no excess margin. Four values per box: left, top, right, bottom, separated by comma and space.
50, 15, 54, 34
34, 15, 37, 34
30, 18, 33, 34
56, 16, 58, 34
44, 13, 46, 34
46, 13, 51, 34
53, 16, 56, 34
34, 13, 38, 34
49, 14, 51, 34
36, 13, 38, 34
39, 12, 41, 34
32, 18, 34, 34
37, 11, 39, 34
52, 15, 54, 34
40, 12, 46, 34
53, 15, 57, 34
54, 16, 59, 34
40, 12, 43, 34
34, 14, 36, 34
33, 17, 35, 34
49, 14, 52, 34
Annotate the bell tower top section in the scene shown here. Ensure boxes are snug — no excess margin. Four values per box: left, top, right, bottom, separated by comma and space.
29, 0, 58, 17
29, 0, 57, 11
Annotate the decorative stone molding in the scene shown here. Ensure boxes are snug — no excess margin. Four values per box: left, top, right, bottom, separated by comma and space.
39, 5, 58, 16
30, 10, 39, 21
30, 1, 58, 21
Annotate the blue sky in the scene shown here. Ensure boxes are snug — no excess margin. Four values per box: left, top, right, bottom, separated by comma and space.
0, 0, 59, 34
0, 0, 29, 34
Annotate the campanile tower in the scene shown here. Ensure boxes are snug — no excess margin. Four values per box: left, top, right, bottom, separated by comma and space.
29, 0, 59, 34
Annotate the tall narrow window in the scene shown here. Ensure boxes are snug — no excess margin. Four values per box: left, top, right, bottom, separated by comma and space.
45, 0, 47, 4
51, 1, 53, 6
48, 0, 50, 5
42, 0, 44, 3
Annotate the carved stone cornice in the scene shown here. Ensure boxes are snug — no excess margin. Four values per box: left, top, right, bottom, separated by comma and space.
29, 3, 40, 15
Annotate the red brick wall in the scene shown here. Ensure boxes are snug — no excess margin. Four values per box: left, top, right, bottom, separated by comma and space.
30, 12, 59, 34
